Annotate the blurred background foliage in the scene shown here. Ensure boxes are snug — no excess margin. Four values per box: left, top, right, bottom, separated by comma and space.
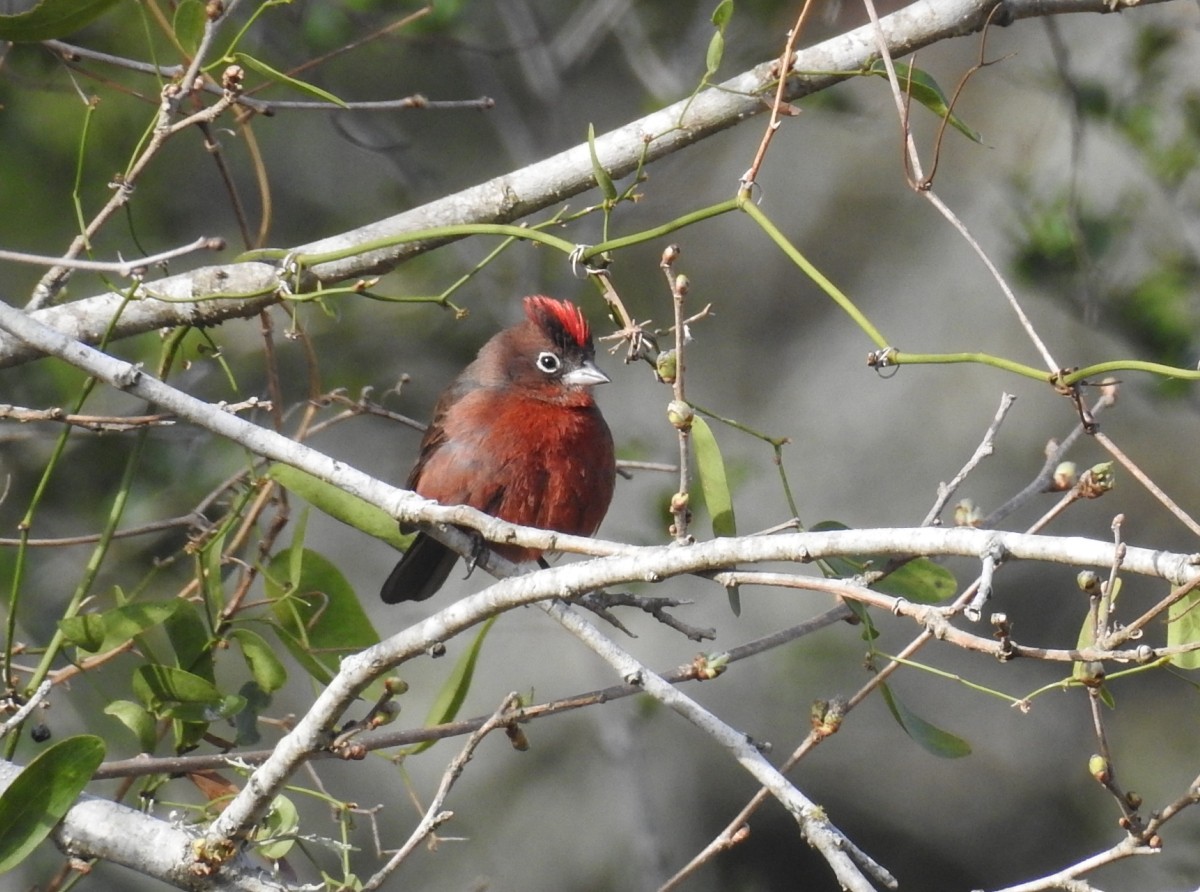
0, 1, 1199, 890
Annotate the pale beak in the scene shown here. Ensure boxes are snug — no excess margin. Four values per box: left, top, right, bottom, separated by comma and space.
563, 359, 610, 387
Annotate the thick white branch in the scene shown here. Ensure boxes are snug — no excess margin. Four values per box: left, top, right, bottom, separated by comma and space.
0, 760, 287, 892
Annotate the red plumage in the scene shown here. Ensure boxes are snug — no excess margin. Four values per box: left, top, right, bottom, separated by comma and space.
380, 296, 616, 603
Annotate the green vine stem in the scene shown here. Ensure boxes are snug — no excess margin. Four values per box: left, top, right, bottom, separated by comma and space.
738, 198, 890, 349
238, 197, 1200, 394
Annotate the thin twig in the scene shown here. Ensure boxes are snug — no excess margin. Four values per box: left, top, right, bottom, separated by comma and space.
1093, 431, 1200, 538
361, 693, 520, 890
0, 237, 223, 277
739, 0, 818, 192
923, 392, 1017, 525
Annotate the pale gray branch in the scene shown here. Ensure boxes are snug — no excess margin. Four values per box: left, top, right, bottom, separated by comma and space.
0, 762, 287, 892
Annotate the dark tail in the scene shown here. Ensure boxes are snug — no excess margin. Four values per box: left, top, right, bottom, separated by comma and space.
380, 533, 459, 603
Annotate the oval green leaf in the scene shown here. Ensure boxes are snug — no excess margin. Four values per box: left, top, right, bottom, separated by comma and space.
103, 700, 158, 753
587, 123, 618, 202
172, 0, 206, 55
868, 60, 982, 144
811, 520, 957, 604
0, 735, 106, 873
132, 663, 243, 723
234, 53, 348, 108
0, 0, 122, 42
60, 599, 184, 655
880, 682, 971, 758
691, 417, 737, 538
1168, 588, 1200, 670
408, 616, 496, 755
265, 548, 380, 685
252, 795, 298, 862
269, 464, 411, 549
230, 628, 288, 694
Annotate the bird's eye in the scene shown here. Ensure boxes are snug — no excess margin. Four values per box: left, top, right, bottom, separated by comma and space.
536, 351, 562, 374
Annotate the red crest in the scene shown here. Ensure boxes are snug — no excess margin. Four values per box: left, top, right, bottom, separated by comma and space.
524, 295, 591, 349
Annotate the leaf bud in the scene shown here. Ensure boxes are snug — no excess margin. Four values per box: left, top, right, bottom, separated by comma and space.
953, 499, 982, 527
1050, 461, 1077, 491
667, 399, 694, 430
1080, 462, 1115, 498
655, 349, 678, 384
1088, 753, 1111, 784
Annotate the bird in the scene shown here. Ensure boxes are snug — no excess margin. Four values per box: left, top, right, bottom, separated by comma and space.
380, 296, 616, 603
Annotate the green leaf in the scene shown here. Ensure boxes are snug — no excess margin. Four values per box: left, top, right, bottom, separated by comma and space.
234, 53, 348, 108
691, 417, 740, 614
57, 614, 105, 653
269, 464, 410, 550
871, 557, 957, 604
198, 527, 227, 617
811, 520, 956, 604
265, 548, 380, 685
165, 601, 215, 680
0, 0, 123, 42
0, 735, 105, 873
691, 417, 736, 538
104, 700, 158, 753
868, 59, 982, 144
706, 0, 733, 77
233, 681, 272, 746
132, 664, 244, 723
587, 123, 618, 202
252, 795, 298, 862
172, 0, 206, 55
705, 31, 725, 79
408, 616, 497, 755
59, 599, 184, 655
879, 682, 971, 758
711, 0, 734, 28
1168, 588, 1200, 670
230, 628, 287, 693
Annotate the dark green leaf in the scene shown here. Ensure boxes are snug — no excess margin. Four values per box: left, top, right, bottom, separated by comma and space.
132, 664, 243, 723
230, 628, 287, 693
711, 0, 734, 29
103, 700, 157, 753
871, 558, 957, 604
269, 464, 410, 550
198, 528, 227, 617
408, 616, 496, 755
60, 600, 184, 655
234, 53, 348, 108
233, 681, 272, 746
265, 548, 380, 685
0, 0, 122, 42
587, 123, 618, 202
868, 60, 982, 144
880, 682, 971, 758
0, 735, 105, 873
811, 520, 956, 604
165, 601, 215, 680
57, 614, 105, 653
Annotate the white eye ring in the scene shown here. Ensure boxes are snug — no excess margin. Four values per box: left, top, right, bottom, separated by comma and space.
536, 352, 561, 374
